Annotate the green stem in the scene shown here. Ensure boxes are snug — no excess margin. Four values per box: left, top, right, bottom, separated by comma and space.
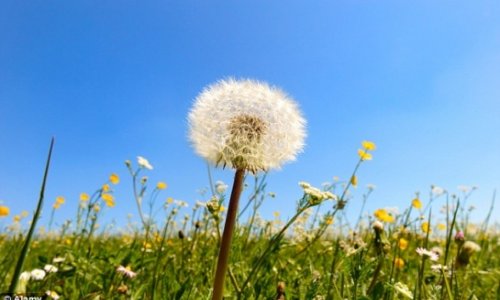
212, 169, 245, 300
8, 137, 54, 293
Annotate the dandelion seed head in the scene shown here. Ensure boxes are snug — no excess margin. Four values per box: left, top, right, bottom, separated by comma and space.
188, 78, 306, 173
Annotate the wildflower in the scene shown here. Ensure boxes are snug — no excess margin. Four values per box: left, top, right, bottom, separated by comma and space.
456, 241, 481, 268
393, 282, 413, 299
102, 184, 110, 192
93, 204, 101, 212
137, 156, 153, 170
431, 246, 443, 258
46, 290, 60, 300
102, 194, 115, 207
455, 231, 465, 244
374, 209, 395, 223
157, 181, 167, 190
372, 221, 384, 233
140, 176, 148, 185
166, 197, 174, 205
324, 215, 334, 225
117, 265, 137, 278
350, 175, 358, 187
21, 210, 29, 218
188, 78, 306, 173
431, 185, 445, 196
110, 173, 120, 184
357, 149, 372, 161
457, 185, 472, 193
13, 215, 21, 222
55, 196, 65, 205
30, 269, 46, 280
273, 211, 280, 218
299, 181, 311, 189
362, 140, 376, 151
19, 271, 31, 281
52, 257, 65, 263
80, 193, 90, 202
44, 264, 58, 273
215, 181, 228, 194
393, 257, 405, 269
416, 247, 439, 261
437, 223, 446, 231
304, 186, 325, 205
421, 222, 431, 234
411, 198, 422, 209
399, 238, 409, 250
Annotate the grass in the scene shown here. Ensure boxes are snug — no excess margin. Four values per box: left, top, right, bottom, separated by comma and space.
0, 145, 498, 300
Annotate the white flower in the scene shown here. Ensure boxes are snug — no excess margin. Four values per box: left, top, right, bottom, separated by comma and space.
416, 247, 439, 261
299, 181, 311, 189
117, 265, 137, 278
431, 264, 448, 273
215, 181, 228, 194
137, 156, 153, 170
394, 282, 413, 299
46, 290, 60, 299
30, 269, 46, 280
188, 78, 306, 173
19, 271, 31, 282
44, 264, 58, 273
431, 185, 445, 196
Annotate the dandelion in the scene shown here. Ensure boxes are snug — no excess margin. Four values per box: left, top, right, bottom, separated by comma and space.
416, 247, 439, 261
80, 193, 90, 202
362, 140, 376, 151
411, 198, 422, 209
117, 265, 137, 278
399, 238, 409, 250
374, 209, 395, 223
110, 173, 120, 184
137, 156, 153, 170
421, 222, 431, 234
30, 269, 46, 281
189, 78, 306, 300
157, 181, 167, 190
393, 257, 405, 269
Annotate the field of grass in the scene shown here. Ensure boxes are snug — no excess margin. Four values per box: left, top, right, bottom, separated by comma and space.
0, 143, 498, 300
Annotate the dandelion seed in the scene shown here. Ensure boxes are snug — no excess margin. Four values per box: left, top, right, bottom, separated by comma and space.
157, 181, 167, 190
110, 173, 120, 184
137, 156, 153, 170
188, 78, 306, 173
30, 269, 46, 281
416, 247, 439, 261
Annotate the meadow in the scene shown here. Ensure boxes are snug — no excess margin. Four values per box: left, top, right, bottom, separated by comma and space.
0, 144, 498, 300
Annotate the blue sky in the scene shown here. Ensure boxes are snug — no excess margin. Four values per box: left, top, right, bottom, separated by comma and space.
1, 1, 499, 229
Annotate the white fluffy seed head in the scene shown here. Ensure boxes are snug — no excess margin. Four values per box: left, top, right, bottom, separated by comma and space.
188, 78, 306, 173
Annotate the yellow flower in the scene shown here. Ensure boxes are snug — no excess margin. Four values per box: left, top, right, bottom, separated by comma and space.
437, 223, 446, 231
80, 193, 90, 202
21, 211, 29, 218
325, 216, 334, 225
357, 149, 373, 161
157, 182, 167, 190
411, 198, 422, 209
273, 211, 280, 218
421, 222, 431, 234
398, 238, 408, 250
55, 196, 65, 205
102, 184, 110, 192
0, 206, 10, 217
350, 175, 358, 187
374, 209, 395, 223
93, 204, 101, 212
393, 257, 405, 269
110, 173, 120, 185
166, 197, 174, 204
102, 194, 115, 207
362, 140, 376, 151
13, 215, 21, 223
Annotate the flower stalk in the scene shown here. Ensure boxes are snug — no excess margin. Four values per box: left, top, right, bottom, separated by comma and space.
212, 168, 245, 300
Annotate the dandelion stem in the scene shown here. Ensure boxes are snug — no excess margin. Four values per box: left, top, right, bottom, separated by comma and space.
212, 168, 245, 300
8, 137, 54, 294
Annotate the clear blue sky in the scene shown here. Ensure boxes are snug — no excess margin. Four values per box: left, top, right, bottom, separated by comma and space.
1, 1, 499, 229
